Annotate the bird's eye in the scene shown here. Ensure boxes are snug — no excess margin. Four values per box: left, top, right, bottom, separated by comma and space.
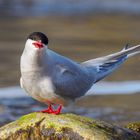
32, 37, 36, 40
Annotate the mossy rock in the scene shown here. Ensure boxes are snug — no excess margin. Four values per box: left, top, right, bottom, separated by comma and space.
125, 122, 140, 134
0, 113, 140, 140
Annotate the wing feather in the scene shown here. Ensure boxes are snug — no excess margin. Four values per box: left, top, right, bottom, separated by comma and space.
82, 44, 140, 82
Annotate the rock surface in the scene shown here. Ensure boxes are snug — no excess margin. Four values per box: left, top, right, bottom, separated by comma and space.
0, 113, 140, 140
125, 121, 140, 134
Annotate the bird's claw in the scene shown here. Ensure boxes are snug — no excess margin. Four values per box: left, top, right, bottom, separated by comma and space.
39, 104, 62, 115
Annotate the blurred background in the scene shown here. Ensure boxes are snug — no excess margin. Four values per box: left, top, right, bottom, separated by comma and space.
0, 0, 140, 126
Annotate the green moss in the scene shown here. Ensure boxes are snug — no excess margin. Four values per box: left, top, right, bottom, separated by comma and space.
125, 122, 140, 134
0, 113, 140, 140
18, 112, 38, 122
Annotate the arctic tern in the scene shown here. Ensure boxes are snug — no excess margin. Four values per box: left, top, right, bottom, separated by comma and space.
20, 32, 140, 114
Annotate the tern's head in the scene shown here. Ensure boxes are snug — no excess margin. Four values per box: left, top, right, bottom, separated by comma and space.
25, 32, 48, 50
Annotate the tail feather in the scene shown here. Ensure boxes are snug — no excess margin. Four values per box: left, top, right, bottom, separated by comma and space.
82, 44, 140, 66
82, 44, 140, 83
121, 43, 129, 52
108, 44, 140, 59
128, 51, 140, 58
121, 44, 140, 58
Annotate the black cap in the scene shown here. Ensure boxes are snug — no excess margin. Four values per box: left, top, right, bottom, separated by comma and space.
28, 32, 48, 45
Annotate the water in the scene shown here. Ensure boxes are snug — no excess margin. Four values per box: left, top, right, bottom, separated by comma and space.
1, 0, 140, 16
0, 81, 140, 98
87, 81, 140, 95
0, 81, 139, 127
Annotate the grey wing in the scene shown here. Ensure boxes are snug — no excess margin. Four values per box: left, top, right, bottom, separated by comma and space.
48, 50, 94, 99
81, 44, 140, 82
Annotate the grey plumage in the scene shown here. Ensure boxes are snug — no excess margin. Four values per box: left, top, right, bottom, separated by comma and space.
20, 32, 140, 106
46, 50, 95, 99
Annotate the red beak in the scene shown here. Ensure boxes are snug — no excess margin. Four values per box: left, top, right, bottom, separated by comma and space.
32, 42, 43, 49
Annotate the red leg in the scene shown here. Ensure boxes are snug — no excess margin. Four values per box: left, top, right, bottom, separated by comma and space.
40, 104, 53, 113
40, 104, 62, 115
50, 104, 62, 115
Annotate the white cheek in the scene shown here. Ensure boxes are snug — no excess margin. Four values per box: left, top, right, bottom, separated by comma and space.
25, 39, 36, 50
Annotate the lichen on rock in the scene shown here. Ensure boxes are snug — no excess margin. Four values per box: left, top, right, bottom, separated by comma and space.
0, 113, 140, 140
125, 121, 140, 134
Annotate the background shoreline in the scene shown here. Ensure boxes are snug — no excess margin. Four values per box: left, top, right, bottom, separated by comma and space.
0, 15, 140, 87
0, 80, 140, 98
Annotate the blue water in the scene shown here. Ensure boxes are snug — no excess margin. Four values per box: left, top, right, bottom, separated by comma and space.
1, 0, 140, 16
0, 81, 140, 98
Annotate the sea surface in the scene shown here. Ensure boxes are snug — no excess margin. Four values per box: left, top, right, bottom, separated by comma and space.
0, 81, 140, 98
1, 0, 140, 16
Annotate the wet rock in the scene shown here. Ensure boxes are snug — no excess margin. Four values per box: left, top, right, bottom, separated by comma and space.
0, 113, 140, 140
125, 121, 140, 134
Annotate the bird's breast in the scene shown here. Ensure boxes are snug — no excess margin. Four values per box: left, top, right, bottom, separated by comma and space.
21, 71, 67, 105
